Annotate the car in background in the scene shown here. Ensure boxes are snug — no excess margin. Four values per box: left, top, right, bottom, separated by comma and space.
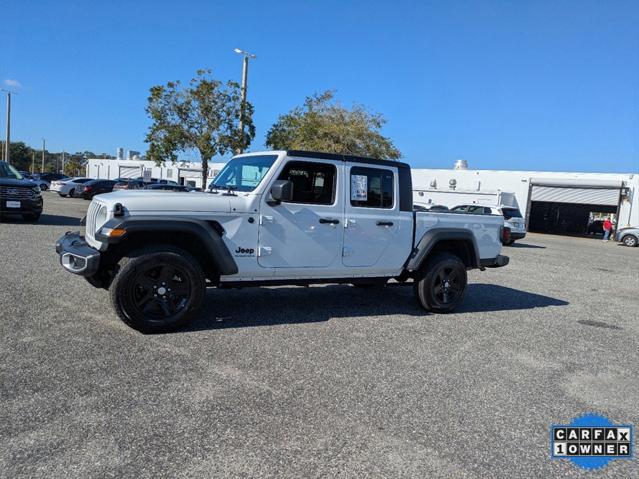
414, 203, 450, 212
73, 179, 117, 200
51, 177, 93, 197
615, 226, 638, 247
36, 172, 69, 183
0, 161, 43, 221
134, 177, 179, 185
113, 179, 146, 191
27, 176, 51, 191
143, 183, 195, 192
451, 204, 526, 245
586, 220, 604, 236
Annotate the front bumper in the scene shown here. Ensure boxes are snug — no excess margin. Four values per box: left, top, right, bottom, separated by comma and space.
55, 232, 101, 276
0, 197, 43, 215
480, 254, 510, 268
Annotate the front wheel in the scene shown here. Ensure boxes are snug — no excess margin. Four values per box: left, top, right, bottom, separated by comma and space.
623, 235, 638, 247
414, 253, 467, 313
109, 246, 206, 333
68, 188, 75, 197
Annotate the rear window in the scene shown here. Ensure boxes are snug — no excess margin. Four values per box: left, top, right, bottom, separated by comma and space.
502, 208, 522, 219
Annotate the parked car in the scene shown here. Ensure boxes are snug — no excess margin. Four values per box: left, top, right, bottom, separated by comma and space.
113, 179, 146, 191
451, 204, 526, 245
143, 183, 195, 192
36, 172, 69, 183
134, 177, 179, 185
74, 179, 117, 199
56, 150, 509, 333
616, 226, 639, 247
414, 203, 450, 212
51, 177, 93, 197
586, 220, 604, 235
27, 177, 51, 191
0, 161, 43, 221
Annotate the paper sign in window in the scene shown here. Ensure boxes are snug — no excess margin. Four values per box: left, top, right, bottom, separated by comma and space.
351, 175, 368, 201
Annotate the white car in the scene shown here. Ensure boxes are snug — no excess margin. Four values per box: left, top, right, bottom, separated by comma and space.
56, 150, 510, 333
450, 204, 526, 245
51, 177, 93, 197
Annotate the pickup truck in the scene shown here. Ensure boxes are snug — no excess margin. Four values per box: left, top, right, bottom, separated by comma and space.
56, 150, 509, 333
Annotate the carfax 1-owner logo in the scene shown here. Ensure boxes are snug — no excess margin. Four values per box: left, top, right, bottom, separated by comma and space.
551, 413, 634, 470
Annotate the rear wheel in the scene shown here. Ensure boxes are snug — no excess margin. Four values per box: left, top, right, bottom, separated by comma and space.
110, 246, 206, 333
414, 253, 467, 313
623, 235, 638, 247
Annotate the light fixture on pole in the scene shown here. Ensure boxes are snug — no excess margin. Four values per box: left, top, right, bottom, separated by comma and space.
233, 48, 256, 154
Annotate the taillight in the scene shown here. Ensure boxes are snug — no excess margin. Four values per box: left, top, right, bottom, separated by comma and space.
84, 186, 92, 192
501, 226, 511, 244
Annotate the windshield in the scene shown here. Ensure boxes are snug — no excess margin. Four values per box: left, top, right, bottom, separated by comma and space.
502, 207, 522, 219
211, 155, 278, 192
0, 161, 23, 180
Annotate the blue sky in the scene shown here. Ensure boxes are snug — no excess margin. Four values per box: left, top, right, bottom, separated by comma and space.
2, 0, 638, 172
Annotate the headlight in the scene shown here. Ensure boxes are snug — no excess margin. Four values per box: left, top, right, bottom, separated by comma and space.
31, 186, 41, 194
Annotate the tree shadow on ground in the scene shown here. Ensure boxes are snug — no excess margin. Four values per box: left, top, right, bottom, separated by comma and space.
183, 283, 569, 332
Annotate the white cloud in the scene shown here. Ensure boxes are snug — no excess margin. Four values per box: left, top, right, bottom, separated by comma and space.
4, 79, 23, 89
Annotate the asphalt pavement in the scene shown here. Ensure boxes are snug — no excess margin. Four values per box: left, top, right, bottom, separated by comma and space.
1, 192, 638, 478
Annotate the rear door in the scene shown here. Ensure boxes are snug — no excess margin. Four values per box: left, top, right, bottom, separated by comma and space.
343, 164, 406, 274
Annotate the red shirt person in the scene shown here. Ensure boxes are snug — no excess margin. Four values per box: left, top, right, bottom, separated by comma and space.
602, 218, 613, 241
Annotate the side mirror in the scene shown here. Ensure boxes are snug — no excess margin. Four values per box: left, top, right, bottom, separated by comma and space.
267, 180, 293, 205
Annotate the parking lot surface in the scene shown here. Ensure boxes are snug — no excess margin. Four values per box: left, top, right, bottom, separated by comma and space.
1, 192, 638, 478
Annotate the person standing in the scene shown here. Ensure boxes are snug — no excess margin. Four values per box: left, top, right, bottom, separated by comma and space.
602, 217, 613, 241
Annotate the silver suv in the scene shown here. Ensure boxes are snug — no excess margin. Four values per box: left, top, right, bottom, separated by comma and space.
451, 204, 526, 245
616, 226, 639, 247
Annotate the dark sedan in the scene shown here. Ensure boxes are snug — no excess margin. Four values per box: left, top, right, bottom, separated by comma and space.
75, 179, 117, 199
142, 183, 195, 192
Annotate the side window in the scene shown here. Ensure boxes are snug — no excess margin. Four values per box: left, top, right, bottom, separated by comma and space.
350, 167, 394, 208
277, 161, 336, 205
451, 206, 467, 213
467, 205, 485, 214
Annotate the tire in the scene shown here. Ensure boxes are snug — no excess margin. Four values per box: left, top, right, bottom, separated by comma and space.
22, 212, 41, 222
40, 184, 48, 191
623, 235, 638, 247
68, 188, 75, 197
58, 193, 67, 197
414, 253, 467, 313
109, 246, 206, 333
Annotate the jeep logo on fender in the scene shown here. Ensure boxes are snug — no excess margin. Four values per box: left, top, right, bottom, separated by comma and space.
235, 246, 255, 256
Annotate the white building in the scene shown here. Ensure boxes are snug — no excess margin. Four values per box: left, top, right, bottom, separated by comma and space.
87, 157, 638, 233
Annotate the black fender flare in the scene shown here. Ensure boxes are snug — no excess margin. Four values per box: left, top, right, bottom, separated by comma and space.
406, 228, 481, 271
96, 216, 238, 275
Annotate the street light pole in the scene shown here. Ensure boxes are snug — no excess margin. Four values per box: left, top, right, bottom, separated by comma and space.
234, 48, 256, 154
3, 91, 10, 164
41, 138, 46, 173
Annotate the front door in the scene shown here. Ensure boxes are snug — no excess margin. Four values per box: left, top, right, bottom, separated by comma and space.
258, 159, 344, 271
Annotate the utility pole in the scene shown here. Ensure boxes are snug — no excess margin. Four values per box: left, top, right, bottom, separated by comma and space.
31, 150, 35, 173
41, 138, 46, 173
233, 48, 256, 154
3, 91, 10, 163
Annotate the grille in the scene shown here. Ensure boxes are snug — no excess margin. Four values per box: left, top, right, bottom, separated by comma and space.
0, 186, 36, 200
85, 202, 107, 243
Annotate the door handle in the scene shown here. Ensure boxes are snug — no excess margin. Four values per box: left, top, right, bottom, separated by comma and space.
319, 218, 340, 225
376, 221, 394, 227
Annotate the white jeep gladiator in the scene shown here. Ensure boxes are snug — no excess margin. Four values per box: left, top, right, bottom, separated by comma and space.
56, 150, 509, 333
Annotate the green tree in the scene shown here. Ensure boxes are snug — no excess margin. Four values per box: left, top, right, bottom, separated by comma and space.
145, 69, 254, 187
63, 156, 85, 177
266, 90, 401, 160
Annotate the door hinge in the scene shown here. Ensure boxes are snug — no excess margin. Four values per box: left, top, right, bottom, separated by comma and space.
260, 215, 274, 225
258, 246, 272, 257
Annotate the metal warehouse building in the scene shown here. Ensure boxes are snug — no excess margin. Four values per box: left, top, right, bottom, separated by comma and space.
88, 158, 638, 234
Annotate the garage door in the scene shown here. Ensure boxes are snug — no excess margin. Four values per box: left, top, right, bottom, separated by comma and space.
118, 166, 141, 179
530, 179, 622, 206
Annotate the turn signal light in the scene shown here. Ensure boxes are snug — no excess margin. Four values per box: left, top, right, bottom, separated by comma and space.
100, 227, 127, 238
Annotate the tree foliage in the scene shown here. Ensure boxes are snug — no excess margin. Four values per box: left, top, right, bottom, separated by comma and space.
145, 69, 255, 187
1, 141, 106, 174
266, 91, 401, 160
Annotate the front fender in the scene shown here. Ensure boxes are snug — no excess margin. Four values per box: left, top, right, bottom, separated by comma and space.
96, 216, 238, 275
